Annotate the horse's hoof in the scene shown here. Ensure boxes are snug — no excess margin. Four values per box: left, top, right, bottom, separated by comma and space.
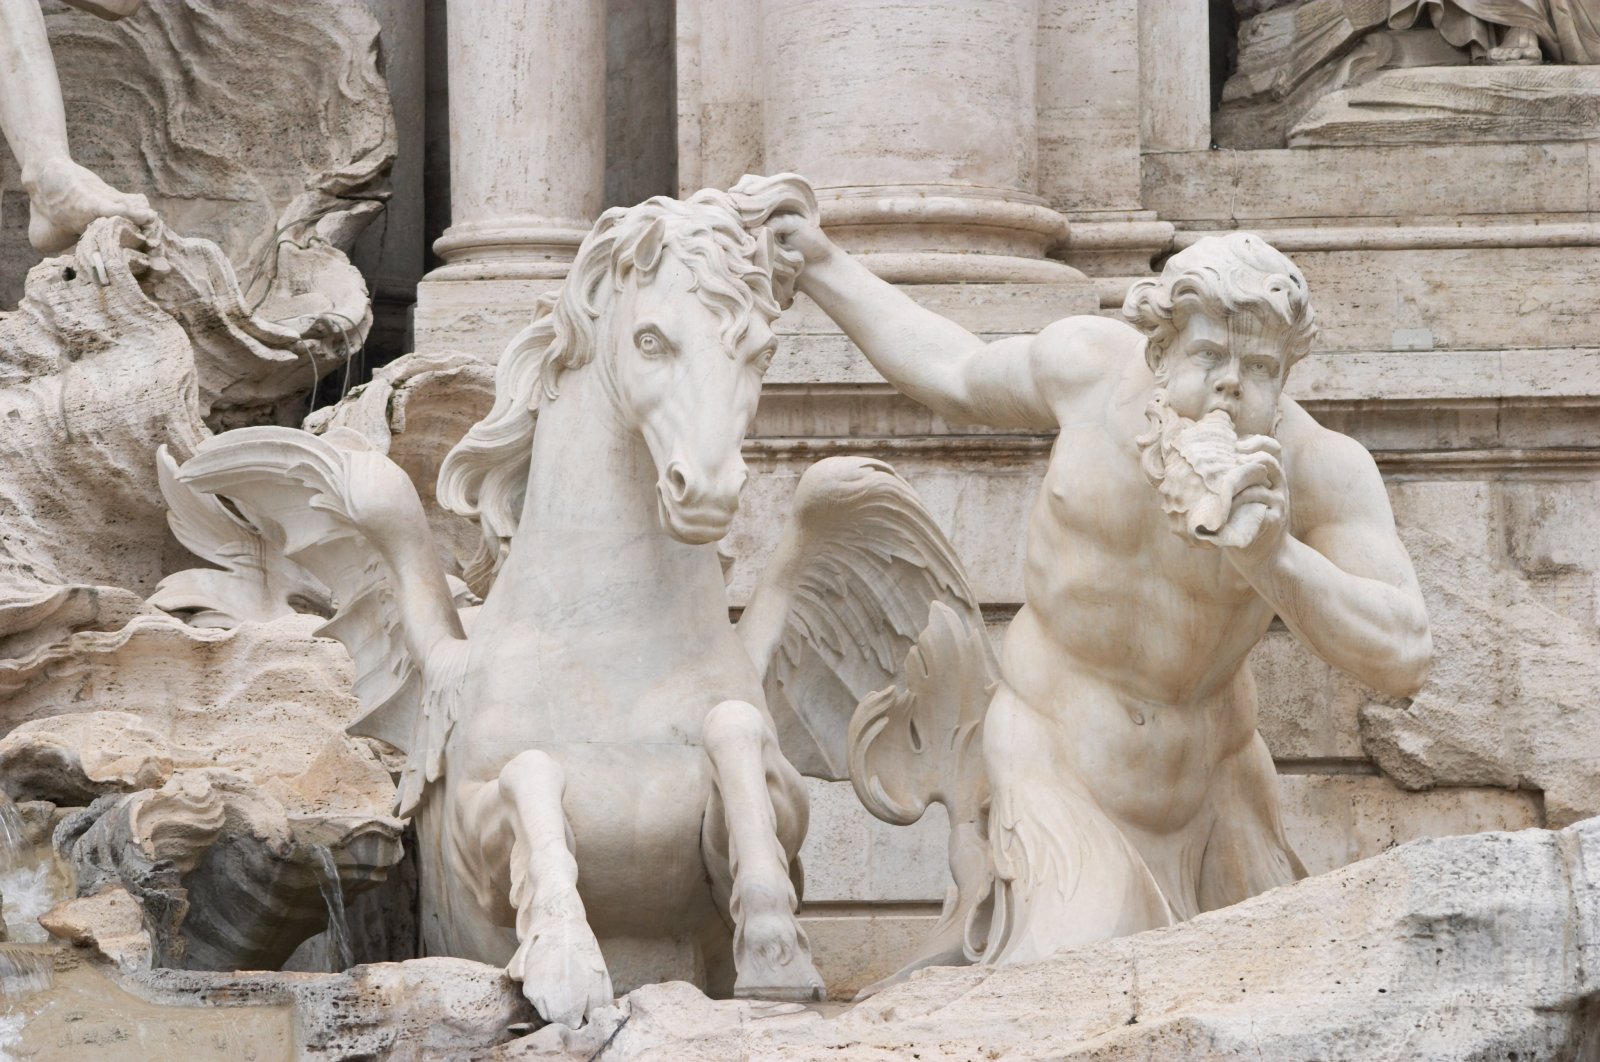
508, 916, 614, 1028
733, 910, 827, 1003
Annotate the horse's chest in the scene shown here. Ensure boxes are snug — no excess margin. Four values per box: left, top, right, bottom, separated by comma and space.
462, 618, 761, 749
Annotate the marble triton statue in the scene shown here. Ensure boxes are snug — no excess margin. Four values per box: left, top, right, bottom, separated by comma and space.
771, 219, 1435, 967
160, 174, 999, 1027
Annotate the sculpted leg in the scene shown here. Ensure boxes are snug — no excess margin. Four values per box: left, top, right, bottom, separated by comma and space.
981, 687, 1174, 965
1195, 734, 1306, 913
701, 699, 825, 1002
495, 749, 613, 1027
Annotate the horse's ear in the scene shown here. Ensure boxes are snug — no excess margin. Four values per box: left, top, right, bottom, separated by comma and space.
752, 227, 776, 276
635, 216, 667, 273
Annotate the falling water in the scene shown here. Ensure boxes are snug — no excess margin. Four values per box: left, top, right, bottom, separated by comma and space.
0, 797, 62, 948
310, 844, 354, 972
0, 796, 54, 1062
0, 946, 51, 999
0, 801, 23, 872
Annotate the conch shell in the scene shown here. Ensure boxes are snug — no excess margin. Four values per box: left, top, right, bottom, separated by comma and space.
1157, 410, 1269, 549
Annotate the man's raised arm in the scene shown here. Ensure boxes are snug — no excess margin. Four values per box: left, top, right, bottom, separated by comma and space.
772, 215, 1059, 431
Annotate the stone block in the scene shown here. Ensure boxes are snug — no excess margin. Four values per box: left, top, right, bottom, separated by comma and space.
1251, 629, 1368, 761
798, 908, 941, 1002
1285, 248, 1600, 355
799, 779, 949, 904
1278, 773, 1544, 876
509, 819, 1600, 1058
1290, 65, 1600, 148
1142, 143, 1593, 223
1038, 0, 1142, 213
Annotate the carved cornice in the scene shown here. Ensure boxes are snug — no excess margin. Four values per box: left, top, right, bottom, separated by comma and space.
744, 436, 1600, 477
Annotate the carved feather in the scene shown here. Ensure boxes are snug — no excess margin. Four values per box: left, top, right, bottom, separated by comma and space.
738, 456, 999, 994
172, 426, 465, 815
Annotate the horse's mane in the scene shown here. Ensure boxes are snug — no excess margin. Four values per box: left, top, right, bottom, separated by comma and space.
436, 174, 817, 595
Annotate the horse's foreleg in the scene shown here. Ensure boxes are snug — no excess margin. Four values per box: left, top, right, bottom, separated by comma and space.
700, 699, 825, 1001
495, 749, 613, 1026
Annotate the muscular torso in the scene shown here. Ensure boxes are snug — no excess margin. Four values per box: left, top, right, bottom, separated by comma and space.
1001, 329, 1296, 831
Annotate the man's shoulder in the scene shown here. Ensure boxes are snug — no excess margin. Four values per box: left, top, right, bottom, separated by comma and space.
1028, 315, 1141, 396
1279, 399, 1386, 517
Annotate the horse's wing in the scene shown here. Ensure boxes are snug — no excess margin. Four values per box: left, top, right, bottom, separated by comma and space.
168, 426, 466, 815
737, 456, 998, 984
151, 445, 332, 626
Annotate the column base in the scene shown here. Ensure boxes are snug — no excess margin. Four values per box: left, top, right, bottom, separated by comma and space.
413, 217, 592, 357
817, 185, 1082, 284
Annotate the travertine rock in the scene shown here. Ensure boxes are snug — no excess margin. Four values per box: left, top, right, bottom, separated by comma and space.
39, 885, 153, 972
0, 613, 404, 971
499, 818, 1600, 1059
1290, 64, 1600, 146
305, 350, 497, 580
5, 0, 398, 414
57, 767, 402, 971
1361, 527, 1600, 826
0, 215, 390, 670
12, 956, 538, 1061
0, 615, 391, 817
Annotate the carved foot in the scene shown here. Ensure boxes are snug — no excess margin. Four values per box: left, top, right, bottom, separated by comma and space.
733, 905, 825, 1002
22, 156, 156, 254
1487, 26, 1542, 65
506, 891, 613, 1028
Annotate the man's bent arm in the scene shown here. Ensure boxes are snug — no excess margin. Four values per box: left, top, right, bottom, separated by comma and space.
1230, 427, 1432, 699
797, 246, 1059, 430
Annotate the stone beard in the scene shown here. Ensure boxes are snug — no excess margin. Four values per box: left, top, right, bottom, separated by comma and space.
1136, 382, 1285, 550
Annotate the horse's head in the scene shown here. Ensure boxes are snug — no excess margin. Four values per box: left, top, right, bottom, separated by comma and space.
440, 176, 818, 586
605, 219, 779, 543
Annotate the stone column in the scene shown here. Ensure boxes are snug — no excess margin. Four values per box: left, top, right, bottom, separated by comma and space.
414, 0, 606, 356
761, 0, 1078, 283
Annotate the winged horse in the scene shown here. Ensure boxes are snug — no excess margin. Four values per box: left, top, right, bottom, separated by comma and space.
157, 175, 998, 1025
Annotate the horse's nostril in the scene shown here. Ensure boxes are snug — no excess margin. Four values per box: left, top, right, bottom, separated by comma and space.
666, 463, 689, 501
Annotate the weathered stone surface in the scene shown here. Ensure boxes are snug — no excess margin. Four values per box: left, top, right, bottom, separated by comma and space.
57, 768, 402, 972
0, 615, 389, 816
9, 955, 534, 1061
1292, 64, 1600, 147
39, 885, 153, 972
306, 350, 496, 580
798, 770, 1542, 998
1142, 142, 1597, 224
499, 819, 1600, 1059
2, 0, 397, 415
0, 611, 403, 972
0, 213, 405, 681
1361, 527, 1600, 826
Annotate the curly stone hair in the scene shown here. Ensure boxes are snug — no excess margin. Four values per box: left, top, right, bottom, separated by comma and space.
436, 174, 818, 596
1123, 232, 1317, 379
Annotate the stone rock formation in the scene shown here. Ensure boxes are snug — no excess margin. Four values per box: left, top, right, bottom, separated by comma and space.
503, 818, 1600, 1059
305, 350, 497, 582
3, 0, 396, 422
1215, 0, 1600, 148
1361, 526, 1600, 826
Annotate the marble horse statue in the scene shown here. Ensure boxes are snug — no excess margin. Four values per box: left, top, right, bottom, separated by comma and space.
160, 175, 998, 1026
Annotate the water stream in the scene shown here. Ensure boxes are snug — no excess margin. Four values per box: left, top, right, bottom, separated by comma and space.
310, 844, 354, 973
0, 797, 64, 946
1, 798, 59, 1061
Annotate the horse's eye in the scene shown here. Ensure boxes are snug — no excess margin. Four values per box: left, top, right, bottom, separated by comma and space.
636, 329, 666, 357
754, 344, 777, 373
